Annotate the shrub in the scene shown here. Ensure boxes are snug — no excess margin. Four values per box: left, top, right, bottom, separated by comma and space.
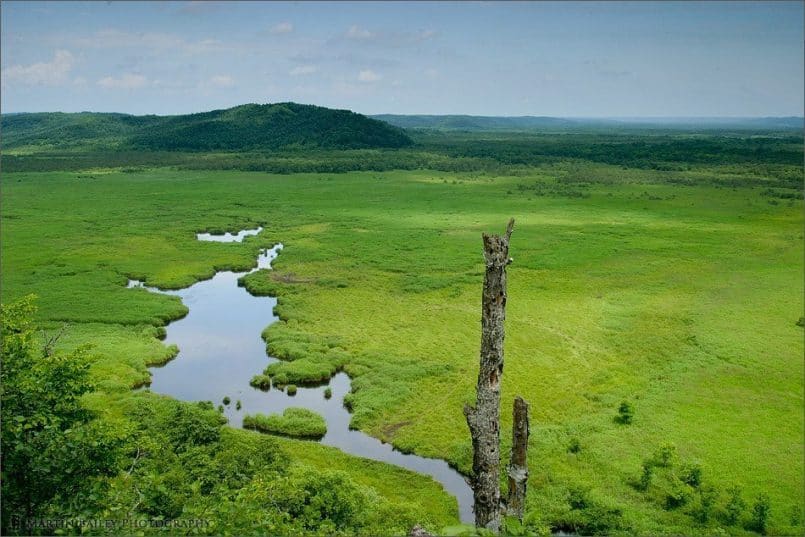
250, 374, 271, 390
287, 384, 298, 396
638, 461, 654, 491
652, 443, 677, 468
665, 477, 693, 510
558, 488, 626, 535
724, 485, 746, 525
691, 485, 718, 524
324, 387, 333, 399
616, 400, 634, 424
243, 408, 327, 439
568, 437, 581, 454
748, 493, 771, 534
235, 400, 242, 410
223, 396, 231, 405
679, 462, 703, 488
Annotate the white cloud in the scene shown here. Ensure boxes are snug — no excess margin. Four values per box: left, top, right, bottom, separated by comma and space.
97, 73, 148, 89
73, 29, 226, 55
209, 74, 235, 88
290, 65, 317, 76
1, 49, 74, 86
270, 22, 294, 34
358, 69, 381, 83
346, 25, 374, 40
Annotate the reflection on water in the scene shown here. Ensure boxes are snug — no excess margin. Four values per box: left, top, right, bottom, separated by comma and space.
128, 229, 473, 524
196, 226, 263, 243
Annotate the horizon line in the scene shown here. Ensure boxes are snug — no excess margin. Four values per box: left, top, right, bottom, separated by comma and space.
2, 107, 803, 121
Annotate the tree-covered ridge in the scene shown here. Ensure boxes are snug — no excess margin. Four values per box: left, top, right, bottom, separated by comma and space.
1, 103, 413, 151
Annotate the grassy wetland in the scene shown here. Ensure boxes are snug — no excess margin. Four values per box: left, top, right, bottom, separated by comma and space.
1, 117, 803, 535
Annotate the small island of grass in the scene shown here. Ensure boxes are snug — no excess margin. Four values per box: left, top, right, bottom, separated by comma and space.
243, 408, 327, 439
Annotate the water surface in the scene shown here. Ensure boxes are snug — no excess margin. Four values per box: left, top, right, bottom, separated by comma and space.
128, 229, 473, 523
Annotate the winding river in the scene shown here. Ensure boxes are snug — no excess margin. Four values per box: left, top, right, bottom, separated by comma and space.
128, 228, 474, 524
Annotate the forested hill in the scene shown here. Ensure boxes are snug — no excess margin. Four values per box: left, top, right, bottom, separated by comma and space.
1, 103, 413, 151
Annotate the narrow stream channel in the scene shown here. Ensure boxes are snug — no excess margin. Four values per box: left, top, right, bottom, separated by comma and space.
128, 229, 474, 524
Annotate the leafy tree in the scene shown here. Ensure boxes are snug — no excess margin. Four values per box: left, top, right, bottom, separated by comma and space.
1, 296, 124, 534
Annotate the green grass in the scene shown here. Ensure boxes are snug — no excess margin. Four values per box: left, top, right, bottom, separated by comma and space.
243, 408, 327, 439
2, 159, 802, 534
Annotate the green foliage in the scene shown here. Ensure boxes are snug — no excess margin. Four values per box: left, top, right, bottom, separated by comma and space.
679, 461, 704, 488
222, 395, 231, 405
723, 485, 747, 526
665, 476, 694, 510
749, 493, 772, 534
250, 373, 272, 390
556, 486, 627, 535
616, 400, 635, 424
652, 443, 678, 468
1, 131, 802, 535
690, 485, 719, 524
287, 384, 298, 395
243, 408, 327, 439
1, 103, 413, 152
637, 461, 654, 491
0, 297, 125, 534
324, 387, 333, 399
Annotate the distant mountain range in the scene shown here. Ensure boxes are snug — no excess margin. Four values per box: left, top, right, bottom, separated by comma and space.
1, 103, 413, 151
2, 103, 800, 153
371, 114, 804, 131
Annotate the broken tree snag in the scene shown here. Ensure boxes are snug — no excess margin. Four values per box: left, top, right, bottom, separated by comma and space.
464, 218, 514, 531
507, 396, 530, 521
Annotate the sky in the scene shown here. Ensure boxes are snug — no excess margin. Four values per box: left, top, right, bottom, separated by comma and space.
1, 1, 803, 117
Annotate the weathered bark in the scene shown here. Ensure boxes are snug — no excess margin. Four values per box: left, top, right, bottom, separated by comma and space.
464, 218, 514, 531
506, 396, 530, 520
408, 524, 433, 537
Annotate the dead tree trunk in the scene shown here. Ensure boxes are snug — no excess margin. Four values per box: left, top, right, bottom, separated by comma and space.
506, 396, 530, 521
464, 218, 514, 531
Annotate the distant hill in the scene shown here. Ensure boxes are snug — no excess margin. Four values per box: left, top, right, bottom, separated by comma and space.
372, 114, 804, 132
1, 103, 413, 151
371, 114, 579, 131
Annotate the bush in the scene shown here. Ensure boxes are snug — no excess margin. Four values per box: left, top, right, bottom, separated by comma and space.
652, 443, 677, 468
568, 437, 581, 454
250, 374, 271, 390
691, 485, 718, 524
665, 477, 694, 510
616, 400, 634, 424
723, 485, 746, 525
243, 408, 327, 439
748, 493, 771, 534
287, 384, 298, 395
223, 396, 231, 405
637, 461, 654, 491
558, 487, 626, 535
679, 462, 703, 488
324, 387, 333, 399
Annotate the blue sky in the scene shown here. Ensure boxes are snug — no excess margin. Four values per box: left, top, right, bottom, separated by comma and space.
2, 1, 803, 116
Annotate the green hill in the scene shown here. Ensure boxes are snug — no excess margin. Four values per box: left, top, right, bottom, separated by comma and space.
1, 103, 413, 151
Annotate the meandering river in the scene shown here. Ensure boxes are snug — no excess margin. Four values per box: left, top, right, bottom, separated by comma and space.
128, 228, 474, 524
